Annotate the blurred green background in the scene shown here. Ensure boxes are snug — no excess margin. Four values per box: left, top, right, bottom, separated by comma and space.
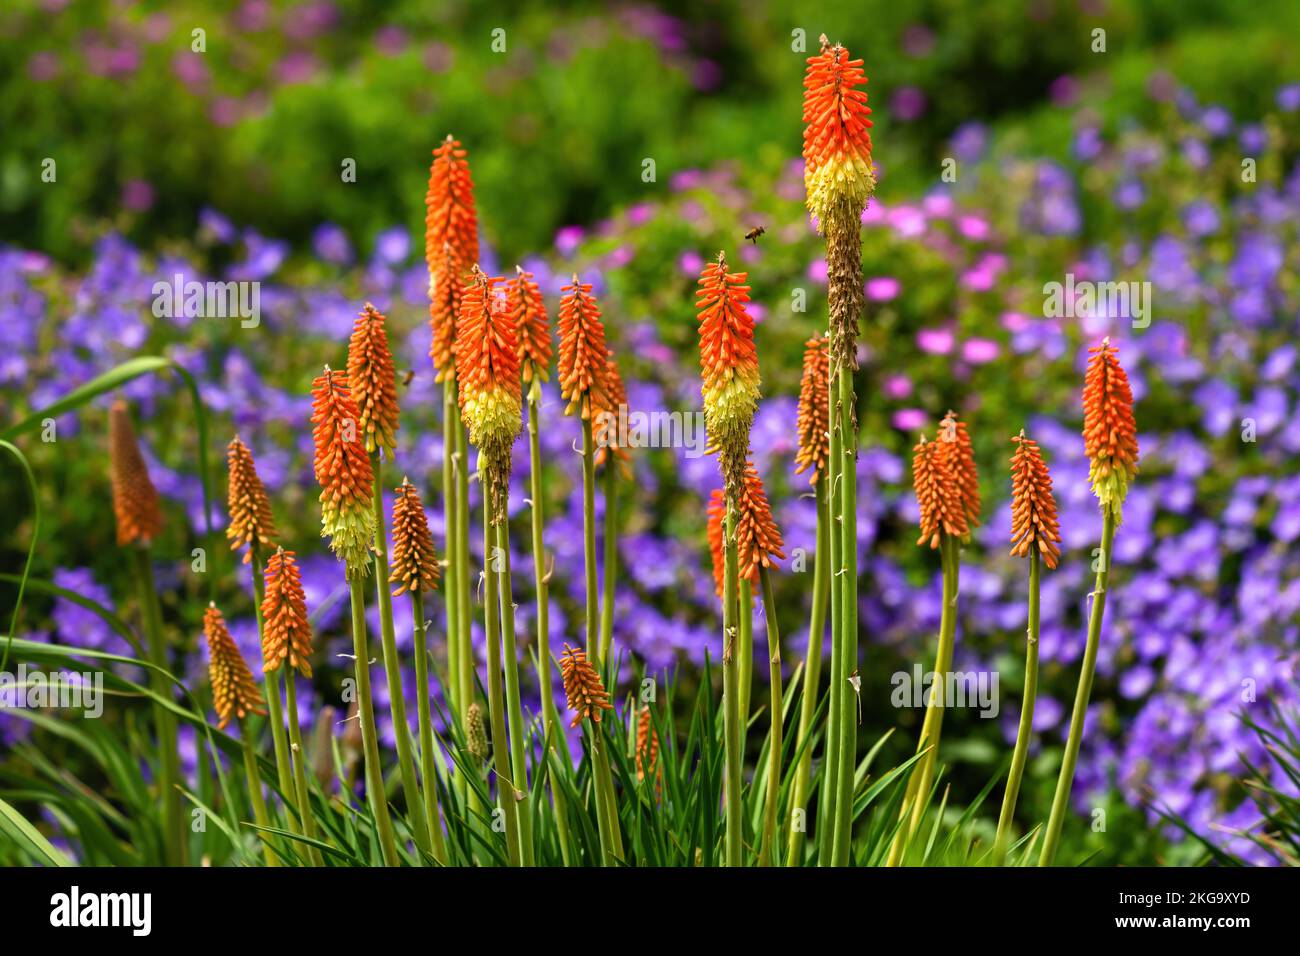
4, 0, 1299, 264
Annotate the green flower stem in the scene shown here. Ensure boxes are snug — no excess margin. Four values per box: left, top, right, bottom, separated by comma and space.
454, 406, 474, 731
251, 547, 295, 811
494, 509, 535, 865
581, 418, 601, 665
481, 488, 523, 865
887, 533, 959, 866
830, 364, 859, 867
238, 715, 278, 866
585, 715, 619, 866
739, 578, 754, 739
527, 387, 574, 864
994, 550, 1041, 866
370, 458, 434, 860
441, 379, 463, 721
787, 478, 829, 866
131, 548, 184, 866
346, 576, 401, 865
758, 565, 785, 867
281, 669, 325, 866
818, 369, 846, 866
721, 498, 744, 867
410, 589, 450, 864
1040, 510, 1116, 866
598, 462, 618, 666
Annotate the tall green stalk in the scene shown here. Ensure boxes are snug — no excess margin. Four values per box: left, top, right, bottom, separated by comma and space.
527, 387, 573, 864
281, 671, 324, 866
758, 566, 785, 867
370, 459, 433, 860
1040, 511, 1116, 866
994, 550, 1041, 865
721, 499, 744, 867
830, 365, 859, 866
818, 373, 846, 866
441, 380, 463, 719
410, 590, 450, 864
239, 715, 278, 866
346, 577, 401, 865
787, 479, 829, 866
598, 463, 618, 666
131, 548, 184, 866
454, 408, 474, 730
738, 578, 755, 737
581, 419, 601, 665
887, 534, 959, 865
481, 484, 522, 865
250, 549, 295, 813
494, 513, 535, 865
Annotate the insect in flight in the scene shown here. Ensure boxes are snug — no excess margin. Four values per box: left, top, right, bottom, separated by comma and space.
744, 225, 766, 245
401, 369, 416, 387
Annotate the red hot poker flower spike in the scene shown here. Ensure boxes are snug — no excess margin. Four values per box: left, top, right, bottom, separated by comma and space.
559, 643, 613, 729
226, 436, 278, 564
940, 410, 981, 530
509, 266, 553, 391
261, 548, 315, 677
594, 351, 631, 474
1009, 430, 1062, 570
204, 603, 266, 729
390, 477, 441, 597
735, 461, 786, 582
1082, 337, 1139, 521
311, 367, 376, 577
425, 136, 480, 381
346, 302, 401, 458
912, 434, 969, 550
109, 400, 164, 547
794, 336, 830, 485
707, 487, 726, 598
802, 36, 876, 223
557, 275, 610, 420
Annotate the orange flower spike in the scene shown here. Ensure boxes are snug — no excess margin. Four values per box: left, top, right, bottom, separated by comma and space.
802, 36, 876, 224
310, 366, 376, 577
425, 136, 480, 380
225, 436, 278, 564
509, 266, 553, 391
594, 351, 631, 473
455, 266, 522, 501
559, 643, 613, 729
793, 336, 830, 485
390, 477, 441, 597
912, 434, 969, 550
707, 487, 726, 597
346, 302, 401, 459
203, 603, 266, 730
1009, 431, 1062, 570
940, 410, 981, 530
557, 274, 610, 420
696, 252, 761, 486
636, 705, 661, 793
1082, 337, 1139, 521
108, 400, 164, 547
734, 461, 786, 582
260, 548, 315, 678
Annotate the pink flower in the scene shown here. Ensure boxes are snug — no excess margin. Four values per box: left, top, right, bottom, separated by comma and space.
861, 199, 888, 225
555, 226, 585, 255
892, 408, 929, 431
922, 193, 954, 217
957, 215, 990, 240
806, 259, 828, 283
1001, 311, 1029, 332
962, 338, 1000, 364
889, 205, 927, 238
916, 328, 953, 355
883, 374, 913, 399
865, 277, 900, 301
678, 250, 704, 275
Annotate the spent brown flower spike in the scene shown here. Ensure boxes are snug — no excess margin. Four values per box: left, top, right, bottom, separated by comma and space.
203, 603, 266, 730
559, 643, 613, 729
794, 336, 830, 484
225, 436, 278, 563
109, 400, 164, 547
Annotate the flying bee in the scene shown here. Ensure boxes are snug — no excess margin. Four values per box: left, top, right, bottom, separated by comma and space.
401, 369, 416, 387
744, 225, 766, 245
